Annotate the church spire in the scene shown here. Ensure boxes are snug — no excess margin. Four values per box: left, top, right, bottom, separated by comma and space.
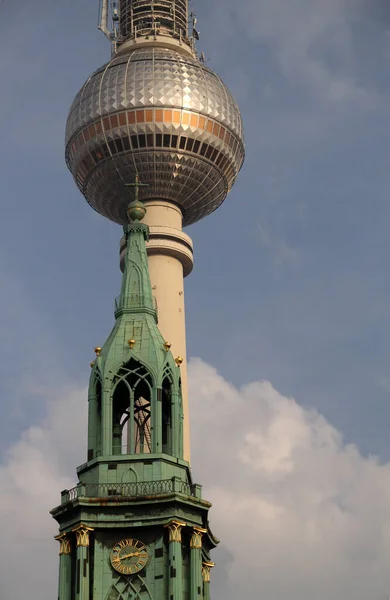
86, 187, 184, 461
52, 198, 218, 600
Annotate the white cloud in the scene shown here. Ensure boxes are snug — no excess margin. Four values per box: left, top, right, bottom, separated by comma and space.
0, 264, 87, 598
189, 359, 390, 599
258, 221, 300, 267
2, 357, 390, 598
212, 0, 386, 107
0, 384, 86, 600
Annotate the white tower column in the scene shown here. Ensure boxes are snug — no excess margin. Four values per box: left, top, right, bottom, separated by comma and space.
120, 200, 193, 462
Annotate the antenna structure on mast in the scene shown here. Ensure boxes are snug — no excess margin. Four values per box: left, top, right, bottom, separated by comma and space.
99, 0, 120, 50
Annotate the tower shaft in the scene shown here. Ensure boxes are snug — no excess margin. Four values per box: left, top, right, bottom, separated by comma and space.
144, 201, 193, 460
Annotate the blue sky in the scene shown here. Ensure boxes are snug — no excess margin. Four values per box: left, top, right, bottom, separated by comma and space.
2, 0, 390, 598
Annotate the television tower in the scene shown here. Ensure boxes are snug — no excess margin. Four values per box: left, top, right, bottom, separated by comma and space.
52, 1, 244, 599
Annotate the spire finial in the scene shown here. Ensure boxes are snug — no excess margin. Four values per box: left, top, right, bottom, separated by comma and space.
117, 175, 154, 317
125, 175, 149, 222
125, 175, 149, 204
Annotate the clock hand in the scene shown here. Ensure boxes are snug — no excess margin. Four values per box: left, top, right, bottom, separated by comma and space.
120, 551, 148, 561
120, 551, 140, 560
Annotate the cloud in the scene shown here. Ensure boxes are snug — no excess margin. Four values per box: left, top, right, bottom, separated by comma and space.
258, 221, 300, 267
211, 0, 388, 108
1, 3, 390, 596
2, 357, 390, 598
0, 385, 86, 600
0, 260, 87, 598
189, 359, 390, 599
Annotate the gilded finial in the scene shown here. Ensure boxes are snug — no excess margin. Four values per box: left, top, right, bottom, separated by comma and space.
125, 175, 149, 222
127, 199, 147, 222
163, 341, 172, 352
94, 346, 102, 356
128, 339, 136, 349
175, 356, 183, 367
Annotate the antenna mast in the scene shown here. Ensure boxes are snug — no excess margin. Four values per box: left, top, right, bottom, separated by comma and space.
99, 0, 119, 50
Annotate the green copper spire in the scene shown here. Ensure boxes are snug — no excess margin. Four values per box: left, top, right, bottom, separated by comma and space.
117, 177, 154, 316
88, 197, 184, 460
52, 190, 218, 600
116, 210, 155, 316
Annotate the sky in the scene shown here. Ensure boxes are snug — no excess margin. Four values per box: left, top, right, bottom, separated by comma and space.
1, 0, 390, 598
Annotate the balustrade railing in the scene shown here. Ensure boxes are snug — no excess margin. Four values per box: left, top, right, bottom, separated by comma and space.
61, 478, 197, 504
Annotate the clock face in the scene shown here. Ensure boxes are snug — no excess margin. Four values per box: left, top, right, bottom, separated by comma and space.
110, 538, 148, 576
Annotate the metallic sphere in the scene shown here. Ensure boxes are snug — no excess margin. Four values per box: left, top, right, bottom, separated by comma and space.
65, 47, 245, 226
127, 200, 147, 222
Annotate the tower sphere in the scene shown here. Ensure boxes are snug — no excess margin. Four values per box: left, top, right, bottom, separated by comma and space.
65, 47, 245, 226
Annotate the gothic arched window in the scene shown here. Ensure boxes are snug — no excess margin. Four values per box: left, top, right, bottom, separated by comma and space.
96, 378, 102, 455
112, 360, 153, 455
88, 374, 103, 460
161, 373, 173, 455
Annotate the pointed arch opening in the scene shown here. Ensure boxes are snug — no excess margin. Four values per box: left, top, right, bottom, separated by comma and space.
112, 360, 153, 455
96, 379, 102, 454
88, 374, 102, 460
112, 379, 131, 455
133, 376, 152, 454
162, 374, 173, 455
